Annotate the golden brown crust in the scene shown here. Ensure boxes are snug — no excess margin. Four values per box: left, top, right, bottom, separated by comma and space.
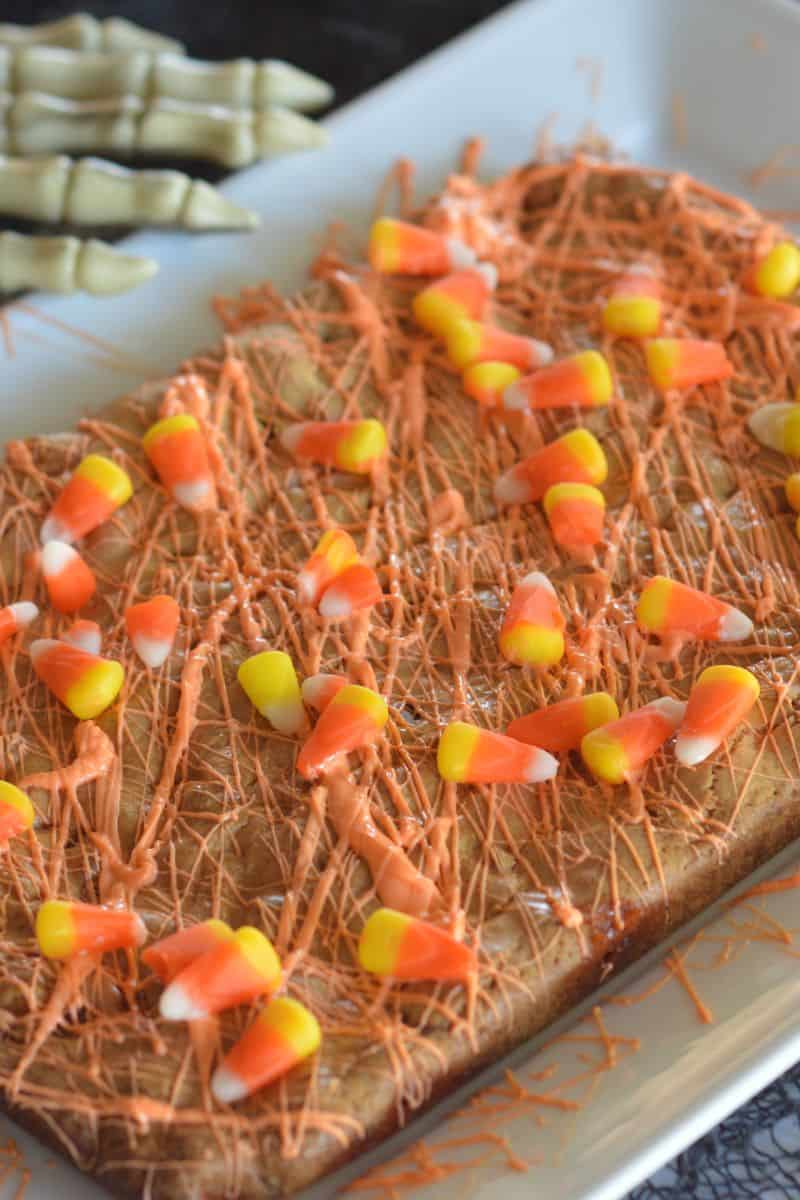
1, 157, 800, 1198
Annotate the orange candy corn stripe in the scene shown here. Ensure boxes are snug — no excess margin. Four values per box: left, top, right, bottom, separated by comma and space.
445, 318, 552, 371
300, 673, 347, 711
297, 684, 388, 780
318, 562, 382, 620
41, 541, 96, 614
0, 601, 38, 647
675, 665, 760, 767
412, 264, 497, 337
159, 926, 281, 1021
142, 918, 234, 983
368, 217, 475, 275
494, 428, 608, 507
636, 576, 753, 643
499, 571, 565, 667
581, 697, 686, 784
62, 619, 101, 656
503, 350, 613, 411
602, 265, 662, 337
358, 908, 476, 981
125, 595, 180, 669
437, 722, 558, 784
507, 693, 620, 754
30, 638, 124, 720
297, 529, 358, 606
645, 338, 733, 392
211, 996, 321, 1104
0, 782, 34, 845
36, 899, 145, 959
41, 453, 133, 545
543, 482, 606, 550
142, 413, 216, 512
280, 419, 388, 474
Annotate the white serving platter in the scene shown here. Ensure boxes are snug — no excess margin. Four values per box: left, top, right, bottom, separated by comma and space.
4, 0, 800, 1196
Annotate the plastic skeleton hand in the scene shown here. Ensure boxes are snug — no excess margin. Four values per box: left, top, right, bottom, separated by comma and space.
0, 231, 157, 295
0, 155, 257, 229
0, 46, 334, 113
0, 13, 185, 55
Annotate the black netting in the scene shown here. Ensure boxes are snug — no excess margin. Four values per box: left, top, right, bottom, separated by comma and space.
629, 1064, 800, 1199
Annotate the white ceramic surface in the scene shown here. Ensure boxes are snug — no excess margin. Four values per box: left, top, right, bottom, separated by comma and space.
3, 0, 800, 1197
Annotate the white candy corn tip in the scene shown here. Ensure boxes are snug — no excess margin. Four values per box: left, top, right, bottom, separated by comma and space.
717, 607, 754, 642
529, 338, 554, 365
41, 540, 77, 576
645, 696, 687, 727
521, 570, 555, 594
159, 982, 207, 1022
747, 403, 794, 452
526, 748, 559, 783
494, 471, 533, 506
211, 1065, 248, 1104
9, 601, 39, 628
301, 674, 336, 709
675, 734, 718, 767
172, 478, 213, 510
280, 425, 303, 454
318, 588, 351, 620
296, 569, 316, 605
476, 261, 498, 291
64, 626, 101, 655
446, 238, 478, 270
132, 634, 171, 670
263, 701, 307, 737
40, 515, 72, 545
28, 638, 58, 664
502, 381, 528, 411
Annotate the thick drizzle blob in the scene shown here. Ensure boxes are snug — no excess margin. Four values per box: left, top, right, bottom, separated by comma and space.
1, 154, 800, 1197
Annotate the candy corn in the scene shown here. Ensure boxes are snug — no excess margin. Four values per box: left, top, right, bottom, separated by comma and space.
297, 529, 358, 606
437, 722, 558, 784
142, 918, 234, 984
358, 908, 476, 981
507, 693, 620, 754
748, 402, 800, 455
0, 782, 34, 844
636, 576, 753, 643
602, 266, 662, 337
159, 925, 281, 1020
503, 350, 613, 411
494, 429, 608, 507
580, 696, 686, 784
125, 595, 180, 669
296, 684, 388, 779
62, 619, 101, 656
36, 899, 145, 960
211, 996, 321, 1104
786, 473, 800, 512
412, 264, 497, 337
280, 419, 388, 475
300, 672, 347, 711
644, 338, 733, 392
368, 217, 476, 276
744, 241, 800, 299
41, 541, 96, 614
40, 453, 133, 545
0, 601, 38, 647
318, 562, 382, 620
543, 483, 606, 550
445, 318, 553, 371
30, 638, 124, 720
675, 665, 760, 767
237, 650, 306, 736
462, 362, 520, 408
499, 571, 565, 667
142, 413, 216, 512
